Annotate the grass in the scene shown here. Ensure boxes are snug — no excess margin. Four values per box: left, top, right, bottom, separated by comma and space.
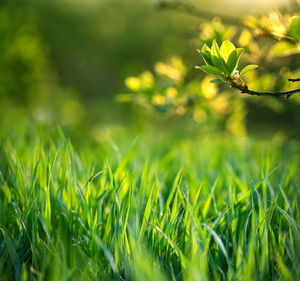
0, 123, 300, 281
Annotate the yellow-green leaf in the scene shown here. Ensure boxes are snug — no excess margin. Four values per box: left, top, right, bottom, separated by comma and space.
195, 65, 224, 78
289, 16, 300, 41
220, 40, 236, 62
240, 64, 258, 76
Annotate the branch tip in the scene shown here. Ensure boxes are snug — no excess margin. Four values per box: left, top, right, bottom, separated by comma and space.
288, 78, 300, 82
230, 77, 300, 98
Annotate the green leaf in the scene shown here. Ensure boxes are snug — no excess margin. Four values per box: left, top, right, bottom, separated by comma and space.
201, 44, 211, 53
211, 40, 221, 57
227, 48, 244, 75
211, 40, 225, 72
240, 64, 258, 76
220, 40, 236, 62
268, 41, 299, 59
227, 51, 238, 75
197, 44, 214, 66
199, 51, 213, 66
236, 48, 244, 65
195, 65, 224, 78
289, 16, 300, 41
212, 40, 234, 75
210, 78, 226, 84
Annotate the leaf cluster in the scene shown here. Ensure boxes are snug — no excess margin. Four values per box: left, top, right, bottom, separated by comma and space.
195, 40, 258, 84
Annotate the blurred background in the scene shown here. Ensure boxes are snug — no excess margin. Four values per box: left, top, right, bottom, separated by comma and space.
1, 0, 300, 141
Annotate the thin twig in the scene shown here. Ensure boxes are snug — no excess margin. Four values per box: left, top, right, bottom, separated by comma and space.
288, 78, 300, 82
242, 88, 300, 98
230, 78, 300, 99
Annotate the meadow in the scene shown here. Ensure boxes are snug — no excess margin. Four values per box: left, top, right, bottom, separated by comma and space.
1, 1, 300, 280
0, 122, 299, 281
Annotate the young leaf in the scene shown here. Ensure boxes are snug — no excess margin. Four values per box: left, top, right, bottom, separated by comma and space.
220, 40, 236, 62
227, 48, 244, 75
210, 78, 226, 84
289, 16, 300, 41
201, 44, 211, 53
240, 64, 258, 76
211, 40, 226, 73
227, 51, 238, 75
195, 65, 224, 78
197, 44, 214, 66
199, 51, 213, 66
236, 48, 244, 65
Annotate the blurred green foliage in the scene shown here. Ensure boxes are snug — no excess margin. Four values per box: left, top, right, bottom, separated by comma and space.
1, 0, 300, 136
1, 121, 300, 280
119, 7, 300, 136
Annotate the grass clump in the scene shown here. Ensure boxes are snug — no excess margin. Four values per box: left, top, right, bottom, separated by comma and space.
0, 123, 299, 281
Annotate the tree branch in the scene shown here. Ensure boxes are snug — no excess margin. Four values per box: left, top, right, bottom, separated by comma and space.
241, 88, 300, 98
288, 78, 300, 82
229, 78, 300, 99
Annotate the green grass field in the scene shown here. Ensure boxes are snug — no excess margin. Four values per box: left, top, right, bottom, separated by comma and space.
0, 123, 299, 281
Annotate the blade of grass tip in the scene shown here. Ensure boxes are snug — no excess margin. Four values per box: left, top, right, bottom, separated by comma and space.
29, 159, 40, 194
78, 172, 105, 228
114, 135, 140, 176
138, 159, 149, 206
0, 227, 21, 281
255, 165, 280, 189
192, 183, 203, 209
165, 169, 182, 212
202, 176, 218, 219
47, 151, 58, 191
84, 170, 105, 190
138, 184, 154, 243
179, 190, 191, 234
184, 194, 204, 237
106, 161, 122, 211
211, 207, 231, 229
170, 187, 179, 223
